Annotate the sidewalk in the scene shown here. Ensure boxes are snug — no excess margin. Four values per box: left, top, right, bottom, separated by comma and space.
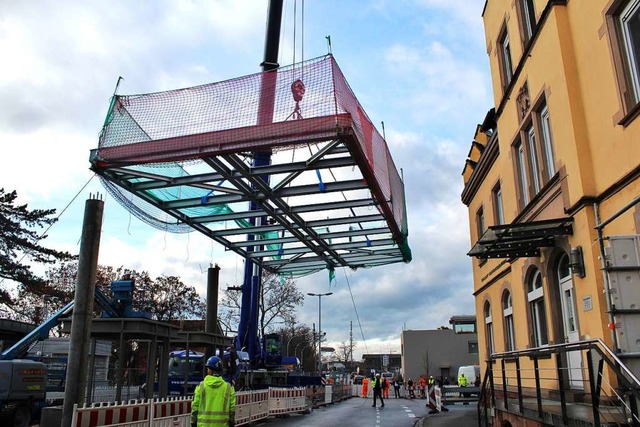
416, 405, 479, 427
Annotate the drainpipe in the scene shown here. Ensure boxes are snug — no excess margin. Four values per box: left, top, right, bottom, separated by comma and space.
594, 202, 618, 354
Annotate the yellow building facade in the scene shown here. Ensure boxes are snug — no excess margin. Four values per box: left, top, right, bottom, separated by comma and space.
463, 0, 640, 424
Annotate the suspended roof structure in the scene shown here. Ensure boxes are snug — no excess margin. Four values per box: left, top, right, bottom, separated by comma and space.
90, 55, 411, 277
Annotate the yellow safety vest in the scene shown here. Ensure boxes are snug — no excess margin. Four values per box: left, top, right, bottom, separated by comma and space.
191, 374, 236, 426
458, 375, 468, 387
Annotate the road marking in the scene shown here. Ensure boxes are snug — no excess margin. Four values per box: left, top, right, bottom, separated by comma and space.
402, 405, 416, 418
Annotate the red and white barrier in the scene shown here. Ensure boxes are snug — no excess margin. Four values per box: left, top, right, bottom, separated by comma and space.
287, 387, 306, 412
268, 387, 289, 415
71, 397, 192, 427
150, 398, 192, 427
151, 398, 191, 419
427, 386, 447, 414
72, 400, 149, 427
235, 389, 269, 426
71, 387, 312, 427
249, 389, 269, 422
267, 387, 307, 415
234, 391, 252, 425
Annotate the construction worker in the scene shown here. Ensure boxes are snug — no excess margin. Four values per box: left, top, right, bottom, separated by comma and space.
428, 375, 435, 388
458, 372, 468, 387
382, 375, 390, 399
458, 372, 469, 401
223, 346, 238, 385
191, 356, 236, 427
371, 373, 385, 408
362, 376, 369, 398
407, 378, 416, 398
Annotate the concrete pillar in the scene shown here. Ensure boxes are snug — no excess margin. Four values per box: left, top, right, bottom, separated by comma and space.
205, 264, 220, 335
205, 265, 220, 367
116, 326, 126, 402
85, 338, 97, 404
61, 197, 104, 427
159, 339, 169, 397
183, 339, 191, 396
146, 337, 157, 399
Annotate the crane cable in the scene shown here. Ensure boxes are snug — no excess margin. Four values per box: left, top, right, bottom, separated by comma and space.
342, 267, 368, 354
285, 3, 370, 352
292, 0, 305, 79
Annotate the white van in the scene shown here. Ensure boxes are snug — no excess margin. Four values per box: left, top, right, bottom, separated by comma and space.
381, 372, 393, 383
457, 365, 480, 385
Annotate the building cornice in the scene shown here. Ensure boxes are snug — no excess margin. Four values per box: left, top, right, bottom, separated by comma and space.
461, 131, 499, 206
565, 164, 640, 215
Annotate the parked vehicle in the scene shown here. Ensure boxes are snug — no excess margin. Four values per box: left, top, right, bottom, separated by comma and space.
457, 365, 480, 384
0, 359, 47, 427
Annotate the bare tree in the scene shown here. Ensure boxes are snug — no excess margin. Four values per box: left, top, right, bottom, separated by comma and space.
23, 262, 205, 324
333, 340, 356, 365
218, 270, 304, 338
138, 274, 205, 321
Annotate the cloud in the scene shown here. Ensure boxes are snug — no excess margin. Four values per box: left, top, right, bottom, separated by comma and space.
383, 41, 489, 129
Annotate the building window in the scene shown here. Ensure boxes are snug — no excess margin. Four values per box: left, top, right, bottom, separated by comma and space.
476, 206, 485, 239
619, 0, 640, 105
492, 183, 505, 225
527, 269, 548, 347
518, 0, 537, 46
454, 323, 477, 334
514, 100, 556, 209
484, 301, 495, 355
515, 140, 530, 206
468, 341, 479, 354
503, 290, 515, 351
499, 27, 513, 89
539, 104, 556, 179
526, 124, 541, 194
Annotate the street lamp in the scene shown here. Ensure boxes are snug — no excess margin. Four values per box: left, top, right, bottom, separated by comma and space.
307, 292, 333, 374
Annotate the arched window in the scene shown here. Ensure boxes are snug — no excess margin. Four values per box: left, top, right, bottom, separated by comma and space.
484, 300, 495, 355
558, 253, 571, 279
503, 290, 515, 351
558, 253, 577, 334
527, 269, 548, 346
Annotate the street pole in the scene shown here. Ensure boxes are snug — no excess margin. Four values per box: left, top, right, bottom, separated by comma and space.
307, 292, 332, 374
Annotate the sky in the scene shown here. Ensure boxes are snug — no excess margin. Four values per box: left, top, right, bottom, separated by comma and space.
0, 0, 491, 360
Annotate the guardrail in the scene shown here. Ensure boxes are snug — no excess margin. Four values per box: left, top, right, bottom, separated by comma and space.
439, 385, 480, 405
68, 385, 349, 427
479, 338, 640, 426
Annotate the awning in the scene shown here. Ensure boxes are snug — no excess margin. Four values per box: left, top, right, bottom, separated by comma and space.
467, 217, 573, 259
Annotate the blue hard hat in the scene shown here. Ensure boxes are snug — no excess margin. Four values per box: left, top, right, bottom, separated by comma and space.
205, 356, 223, 372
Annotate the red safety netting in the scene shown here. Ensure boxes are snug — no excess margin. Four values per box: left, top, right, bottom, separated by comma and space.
92, 55, 411, 269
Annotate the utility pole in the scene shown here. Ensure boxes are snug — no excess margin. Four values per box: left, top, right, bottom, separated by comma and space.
349, 321, 354, 370
308, 292, 332, 374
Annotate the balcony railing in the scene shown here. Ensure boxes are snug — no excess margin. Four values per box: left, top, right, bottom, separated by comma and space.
478, 339, 640, 427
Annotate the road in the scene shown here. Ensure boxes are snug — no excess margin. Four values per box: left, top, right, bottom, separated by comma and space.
250, 396, 479, 427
